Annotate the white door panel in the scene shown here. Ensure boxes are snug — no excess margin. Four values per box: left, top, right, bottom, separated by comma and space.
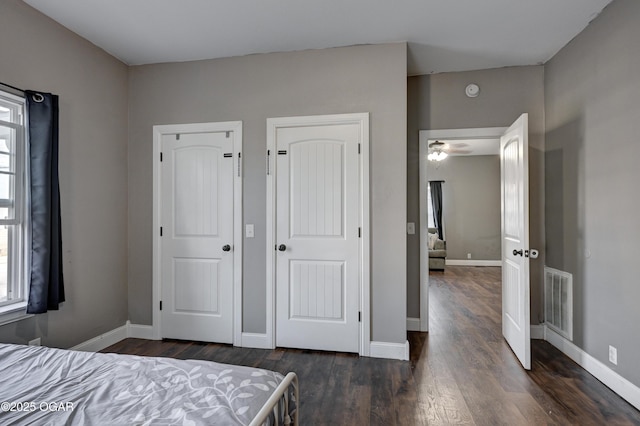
161, 132, 234, 343
275, 123, 360, 353
501, 113, 531, 369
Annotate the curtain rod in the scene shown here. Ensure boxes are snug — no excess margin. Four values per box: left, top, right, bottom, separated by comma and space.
0, 81, 25, 93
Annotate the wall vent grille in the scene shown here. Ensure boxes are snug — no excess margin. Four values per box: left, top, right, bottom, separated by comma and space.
544, 266, 573, 341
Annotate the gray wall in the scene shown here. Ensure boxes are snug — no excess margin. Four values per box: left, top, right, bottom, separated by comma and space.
0, 1, 129, 347
545, 0, 640, 387
429, 155, 501, 261
128, 43, 408, 343
407, 66, 545, 320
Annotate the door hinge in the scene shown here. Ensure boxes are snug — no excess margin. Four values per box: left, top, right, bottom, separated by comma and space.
358, 227, 361, 238
358, 143, 361, 154
160, 227, 163, 236
358, 311, 362, 322
226, 131, 231, 138
176, 134, 180, 140
238, 152, 241, 177
267, 150, 271, 175
159, 301, 163, 311
160, 152, 163, 162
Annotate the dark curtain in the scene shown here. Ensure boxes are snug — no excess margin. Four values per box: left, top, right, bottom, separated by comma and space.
26, 91, 65, 314
429, 181, 444, 240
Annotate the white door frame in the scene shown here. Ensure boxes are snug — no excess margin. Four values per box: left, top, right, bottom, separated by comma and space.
418, 127, 506, 332
266, 113, 370, 356
152, 121, 243, 345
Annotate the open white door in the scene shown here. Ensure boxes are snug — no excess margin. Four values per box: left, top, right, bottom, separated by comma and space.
500, 113, 531, 370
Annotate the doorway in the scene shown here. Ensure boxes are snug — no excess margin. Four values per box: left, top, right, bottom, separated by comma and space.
419, 117, 532, 369
419, 126, 506, 332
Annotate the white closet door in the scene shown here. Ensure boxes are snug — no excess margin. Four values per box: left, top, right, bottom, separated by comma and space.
160, 131, 234, 343
275, 123, 360, 353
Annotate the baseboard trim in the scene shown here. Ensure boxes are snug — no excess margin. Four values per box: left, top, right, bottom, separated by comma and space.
407, 317, 421, 332
241, 332, 272, 349
369, 340, 410, 361
446, 259, 502, 267
70, 324, 128, 352
544, 326, 640, 410
127, 321, 157, 340
530, 324, 545, 339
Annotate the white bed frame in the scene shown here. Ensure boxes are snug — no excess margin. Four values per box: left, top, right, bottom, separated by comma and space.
250, 372, 299, 426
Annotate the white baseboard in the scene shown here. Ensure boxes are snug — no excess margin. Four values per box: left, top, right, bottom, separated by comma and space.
446, 259, 502, 267
241, 332, 272, 349
544, 326, 640, 410
406, 317, 421, 332
530, 324, 545, 339
127, 321, 157, 340
369, 340, 410, 361
70, 324, 128, 352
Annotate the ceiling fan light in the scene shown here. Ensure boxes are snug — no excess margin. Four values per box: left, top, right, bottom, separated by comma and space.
428, 150, 448, 162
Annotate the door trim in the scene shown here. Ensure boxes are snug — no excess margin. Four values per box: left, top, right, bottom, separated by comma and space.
418, 127, 506, 333
266, 113, 370, 356
152, 121, 243, 345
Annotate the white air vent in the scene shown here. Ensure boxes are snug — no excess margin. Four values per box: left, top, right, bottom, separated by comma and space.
544, 267, 573, 341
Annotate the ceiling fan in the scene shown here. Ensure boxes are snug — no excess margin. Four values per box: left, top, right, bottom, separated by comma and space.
428, 140, 472, 161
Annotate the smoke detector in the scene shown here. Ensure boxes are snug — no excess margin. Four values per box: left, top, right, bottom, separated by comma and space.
465, 83, 480, 98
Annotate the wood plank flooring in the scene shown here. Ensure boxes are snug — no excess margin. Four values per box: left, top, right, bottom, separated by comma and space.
103, 266, 640, 425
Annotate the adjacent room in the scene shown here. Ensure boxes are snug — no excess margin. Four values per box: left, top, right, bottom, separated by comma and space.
1, 0, 639, 424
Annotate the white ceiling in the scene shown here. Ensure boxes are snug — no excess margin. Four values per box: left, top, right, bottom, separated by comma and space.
23, 0, 613, 75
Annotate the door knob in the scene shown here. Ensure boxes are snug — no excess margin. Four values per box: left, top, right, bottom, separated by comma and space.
513, 249, 523, 256
222, 244, 231, 252
278, 244, 287, 252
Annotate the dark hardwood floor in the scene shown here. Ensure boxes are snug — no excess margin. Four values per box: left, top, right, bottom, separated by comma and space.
104, 266, 640, 425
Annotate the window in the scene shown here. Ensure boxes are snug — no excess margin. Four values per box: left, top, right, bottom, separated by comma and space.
426, 185, 435, 229
0, 89, 29, 323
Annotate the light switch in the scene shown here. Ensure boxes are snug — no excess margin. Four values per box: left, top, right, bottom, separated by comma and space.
407, 222, 416, 235
245, 224, 254, 238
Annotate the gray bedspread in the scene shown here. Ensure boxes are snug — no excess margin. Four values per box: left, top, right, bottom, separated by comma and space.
0, 343, 291, 425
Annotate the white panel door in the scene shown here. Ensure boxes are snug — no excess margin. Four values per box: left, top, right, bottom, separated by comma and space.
275, 124, 360, 353
501, 113, 531, 369
161, 132, 234, 343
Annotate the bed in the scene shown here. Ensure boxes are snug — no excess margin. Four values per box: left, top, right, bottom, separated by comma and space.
0, 343, 298, 425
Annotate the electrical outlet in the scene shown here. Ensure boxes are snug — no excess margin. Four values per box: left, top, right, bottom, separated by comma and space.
609, 345, 617, 365
467, 253, 472, 259
28, 338, 41, 346
245, 224, 254, 238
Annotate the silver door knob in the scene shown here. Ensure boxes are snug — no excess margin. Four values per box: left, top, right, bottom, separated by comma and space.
278, 244, 286, 252
222, 245, 231, 252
